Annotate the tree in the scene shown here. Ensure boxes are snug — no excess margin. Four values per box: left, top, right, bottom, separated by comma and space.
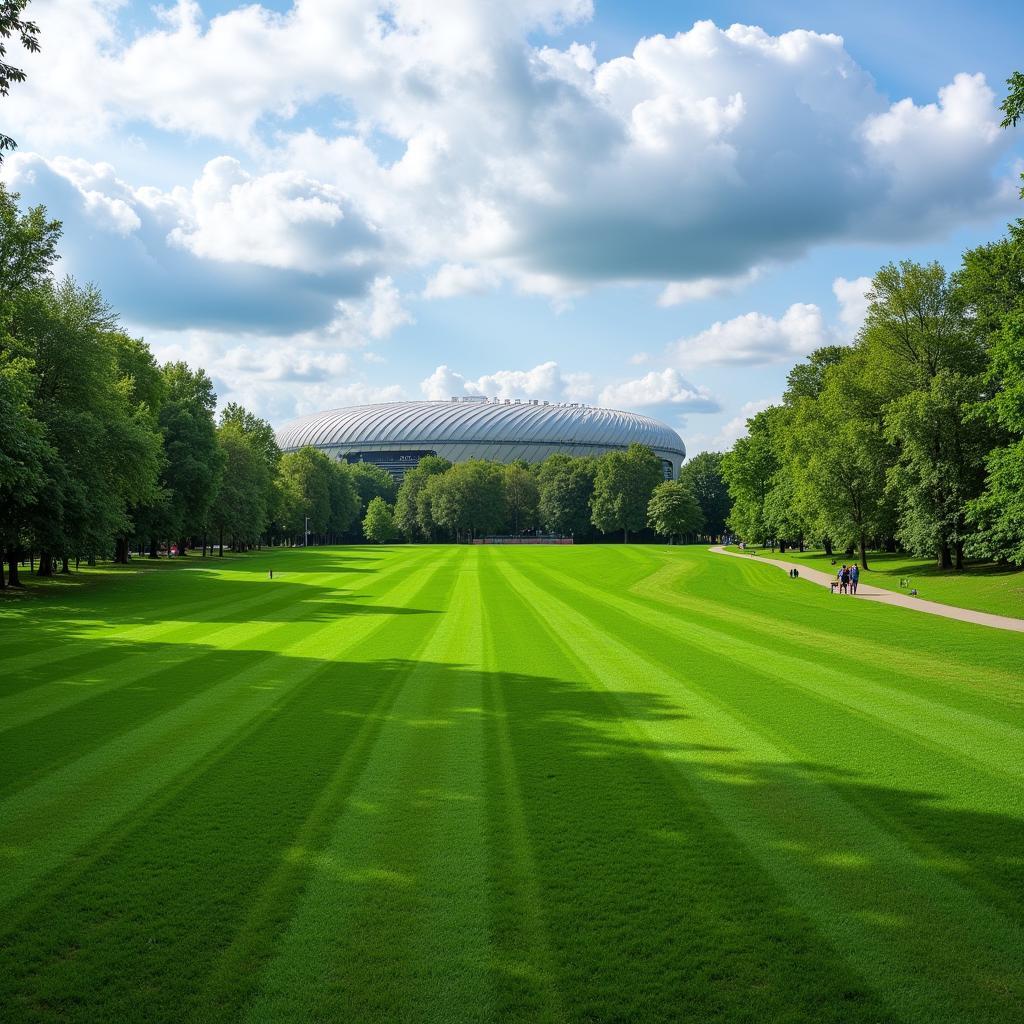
394, 456, 451, 541
721, 408, 781, 545
967, 311, 1024, 564
363, 496, 398, 543
862, 260, 988, 568
647, 480, 704, 544
156, 362, 222, 555
1001, 70, 1024, 131
277, 447, 333, 542
591, 443, 663, 542
502, 461, 538, 534
424, 460, 505, 541
782, 346, 851, 404
210, 421, 271, 554
0, 353, 49, 584
13, 280, 162, 574
0, 2, 40, 158
779, 352, 893, 569
677, 451, 730, 539
0, 185, 60, 302
537, 454, 597, 538
346, 461, 397, 538
327, 461, 359, 539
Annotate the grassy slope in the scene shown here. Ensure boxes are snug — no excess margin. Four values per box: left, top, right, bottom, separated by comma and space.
0, 545, 1021, 1023
727, 545, 1024, 619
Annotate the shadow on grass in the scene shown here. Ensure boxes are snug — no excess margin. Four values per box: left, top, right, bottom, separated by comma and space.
0, 648, 1020, 1023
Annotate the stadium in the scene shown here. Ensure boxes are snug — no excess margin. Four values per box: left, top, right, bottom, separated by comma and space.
276, 397, 686, 480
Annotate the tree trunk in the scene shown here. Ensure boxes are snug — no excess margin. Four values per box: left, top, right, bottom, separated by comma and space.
178, 538, 188, 557
884, 536, 897, 553
623, 528, 629, 544
7, 546, 22, 587
822, 537, 833, 556
219, 525, 224, 556
859, 531, 869, 571
114, 536, 130, 564
202, 534, 207, 557
938, 542, 953, 570
954, 541, 964, 571
0, 559, 5, 588
37, 551, 54, 577
87, 554, 96, 567
779, 540, 787, 553
149, 537, 159, 558
61, 556, 70, 574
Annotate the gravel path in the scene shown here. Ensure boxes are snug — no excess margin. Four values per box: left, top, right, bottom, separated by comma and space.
710, 545, 1024, 633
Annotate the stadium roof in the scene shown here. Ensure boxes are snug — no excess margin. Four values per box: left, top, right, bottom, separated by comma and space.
276, 399, 685, 458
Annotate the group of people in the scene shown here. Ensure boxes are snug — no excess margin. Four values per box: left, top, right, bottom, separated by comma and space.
832, 563, 859, 595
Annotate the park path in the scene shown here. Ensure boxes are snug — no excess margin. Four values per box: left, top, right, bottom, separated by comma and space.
710, 545, 1024, 634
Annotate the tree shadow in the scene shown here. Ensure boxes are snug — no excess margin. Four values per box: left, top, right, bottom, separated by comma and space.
0, 651, 1020, 1023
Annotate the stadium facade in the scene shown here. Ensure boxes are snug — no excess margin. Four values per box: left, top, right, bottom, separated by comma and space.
276, 397, 686, 480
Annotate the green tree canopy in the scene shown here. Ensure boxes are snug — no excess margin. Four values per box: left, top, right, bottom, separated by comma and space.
646, 480, 704, 543
424, 459, 505, 541
394, 456, 451, 541
591, 443, 663, 542
537, 453, 597, 538
502, 461, 539, 534
363, 496, 398, 543
677, 451, 730, 539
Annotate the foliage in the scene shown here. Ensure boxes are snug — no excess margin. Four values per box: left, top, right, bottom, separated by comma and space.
0, 1, 40, 157
721, 408, 780, 544
394, 455, 451, 541
348, 461, 398, 512
967, 312, 1024, 563
677, 451, 730, 538
423, 459, 506, 540
502, 461, 539, 534
211, 422, 272, 549
327, 461, 359, 537
277, 446, 333, 537
646, 480, 704, 542
363, 496, 398, 543
537, 453, 597, 538
156, 362, 223, 549
591, 443, 663, 542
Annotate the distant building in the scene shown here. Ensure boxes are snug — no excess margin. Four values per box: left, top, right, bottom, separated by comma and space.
276, 397, 686, 481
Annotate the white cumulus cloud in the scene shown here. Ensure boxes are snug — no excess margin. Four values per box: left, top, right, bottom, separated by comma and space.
668, 303, 827, 368
599, 368, 720, 411
832, 275, 873, 340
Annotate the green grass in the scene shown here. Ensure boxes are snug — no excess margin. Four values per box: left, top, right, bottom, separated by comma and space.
727, 545, 1024, 619
1, 545, 1022, 1023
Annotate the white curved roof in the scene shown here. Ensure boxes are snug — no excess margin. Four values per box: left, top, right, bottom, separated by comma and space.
276, 400, 685, 458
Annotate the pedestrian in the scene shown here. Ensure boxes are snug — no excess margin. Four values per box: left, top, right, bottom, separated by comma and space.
850, 563, 859, 594
839, 565, 849, 594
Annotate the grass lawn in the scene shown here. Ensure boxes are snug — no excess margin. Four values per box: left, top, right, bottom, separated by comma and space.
1, 545, 1022, 1023
728, 545, 1024, 619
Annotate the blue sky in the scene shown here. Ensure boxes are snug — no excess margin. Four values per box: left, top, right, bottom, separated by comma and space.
5, 0, 1023, 451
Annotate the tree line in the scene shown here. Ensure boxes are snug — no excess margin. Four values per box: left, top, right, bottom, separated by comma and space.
361, 444, 728, 545
0, 185, 408, 586
720, 76, 1024, 571
721, 233, 1024, 570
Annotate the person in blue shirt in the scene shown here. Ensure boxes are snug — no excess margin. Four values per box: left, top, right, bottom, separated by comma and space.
850, 563, 860, 594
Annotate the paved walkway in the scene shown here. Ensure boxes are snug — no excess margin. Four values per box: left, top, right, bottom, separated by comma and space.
710, 545, 1024, 634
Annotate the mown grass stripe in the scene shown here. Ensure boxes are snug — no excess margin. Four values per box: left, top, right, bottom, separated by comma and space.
497, 553, 1024, 1024
241, 550, 494, 1023
525, 553, 1024, 785
0, 550, 453, 910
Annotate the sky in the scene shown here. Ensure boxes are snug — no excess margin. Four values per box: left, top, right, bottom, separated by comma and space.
4, 0, 1023, 452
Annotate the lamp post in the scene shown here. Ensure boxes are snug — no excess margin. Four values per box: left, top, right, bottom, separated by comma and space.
304, 516, 310, 548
